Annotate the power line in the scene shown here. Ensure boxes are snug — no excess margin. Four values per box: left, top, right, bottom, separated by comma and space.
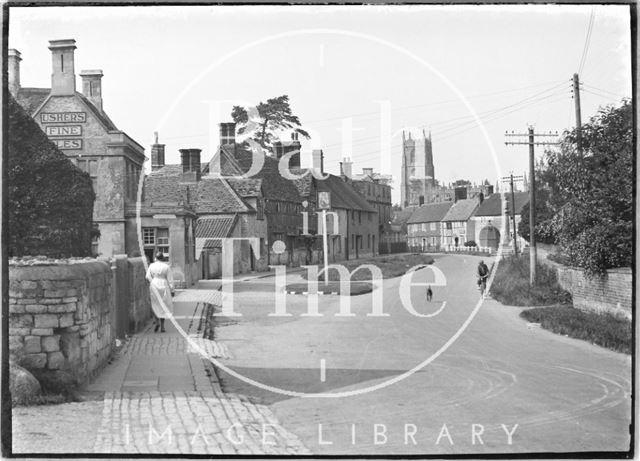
581, 87, 625, 103
581, 83, 628, 99
578, 9, 595, 75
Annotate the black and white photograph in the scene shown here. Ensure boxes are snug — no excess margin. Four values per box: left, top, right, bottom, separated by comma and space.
2, 2, 635, 457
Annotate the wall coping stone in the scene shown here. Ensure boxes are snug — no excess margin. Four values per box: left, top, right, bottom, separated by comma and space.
9, 260, 111, 282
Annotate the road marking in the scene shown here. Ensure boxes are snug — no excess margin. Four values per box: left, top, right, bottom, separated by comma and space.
320, 359, 326, 382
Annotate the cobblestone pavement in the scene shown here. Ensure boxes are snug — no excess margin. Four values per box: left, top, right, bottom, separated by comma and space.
93, 391, 310, 455
13, 288, 308, 455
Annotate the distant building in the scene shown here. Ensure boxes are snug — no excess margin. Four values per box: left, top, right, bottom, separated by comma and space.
470, 192, 529, 251
401, 130, 435, 208
440, 197, 481, 248
406, 202, 453, 251
10, 40, 146, 258
351, 167, 393, 252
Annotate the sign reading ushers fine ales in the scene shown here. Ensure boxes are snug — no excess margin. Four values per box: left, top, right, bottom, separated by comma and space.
40, 112, 85, 150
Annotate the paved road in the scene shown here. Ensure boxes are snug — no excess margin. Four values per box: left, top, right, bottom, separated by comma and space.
213, 254, 632, 455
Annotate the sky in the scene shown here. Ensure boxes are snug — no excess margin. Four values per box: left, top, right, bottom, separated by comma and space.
9, 4, 633, 205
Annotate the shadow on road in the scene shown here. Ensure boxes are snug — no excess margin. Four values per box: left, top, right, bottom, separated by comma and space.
217, 366, 404, 404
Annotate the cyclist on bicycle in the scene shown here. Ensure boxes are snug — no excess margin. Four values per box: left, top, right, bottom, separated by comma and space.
477, 260, 489, 298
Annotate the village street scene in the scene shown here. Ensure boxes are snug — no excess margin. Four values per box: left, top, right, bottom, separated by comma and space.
4, 3, 634, 457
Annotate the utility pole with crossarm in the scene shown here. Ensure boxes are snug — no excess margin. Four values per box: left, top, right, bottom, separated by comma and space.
504, 128, 559, 286
501, 173, 524, 257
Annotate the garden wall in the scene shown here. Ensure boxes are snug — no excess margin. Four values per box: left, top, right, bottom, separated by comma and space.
556, 266, 632, 320
9, 257, 152, 383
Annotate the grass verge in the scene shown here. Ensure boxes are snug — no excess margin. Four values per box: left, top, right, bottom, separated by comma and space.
521, 306, 631, 354
285, 281, 373, 296
301, 254, 435, 281
490, 255, 571, 306
14, 369, 81, 406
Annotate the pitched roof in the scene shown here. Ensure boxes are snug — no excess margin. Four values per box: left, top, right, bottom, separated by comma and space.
195, 215, 237, 250
442, 198, 479, 222
218, 144, 303, 203
474, 192, 529, 217
392, 208, 415, 225
15, 88, 118, 131
316, 175, 377, 212
143, 167, 250, 214
407, 202, 453, 224
226, 178, 262, 197
290, 169, 314, 198
15, 88, 49, 115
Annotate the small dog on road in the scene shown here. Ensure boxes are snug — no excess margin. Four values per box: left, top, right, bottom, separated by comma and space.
426, 285, 433, 302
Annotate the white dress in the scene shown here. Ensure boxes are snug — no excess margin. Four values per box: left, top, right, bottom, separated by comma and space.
146, 261, 174, 319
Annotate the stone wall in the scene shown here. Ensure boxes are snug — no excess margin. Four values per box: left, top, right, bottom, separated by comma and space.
556, 266, 632, 320
9, 261, 113, 381
9, 257, 153, 382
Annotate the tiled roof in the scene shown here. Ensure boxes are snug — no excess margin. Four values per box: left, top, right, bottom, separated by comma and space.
407, 202, 453, 224
316, 175, 377, 212
143, 167, 250, 214
226, 178, 262, 197
442, 198, 479, 222
392, 208, 415, 225
75, 93, 118, 130
15, 88, 49, 115
219, 144, 303, 203
474, 192, 529, 217
290, 169, 314, 198
195, 177, 250, 213
196, 215, 237, 250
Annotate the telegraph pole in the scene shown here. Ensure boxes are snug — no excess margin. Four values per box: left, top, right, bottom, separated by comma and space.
573, 73, 583, 155
501, 173, 523, 257
505, 128, 559, 286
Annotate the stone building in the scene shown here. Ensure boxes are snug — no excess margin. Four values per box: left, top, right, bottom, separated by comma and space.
10, 40, 146, 258
351, 167, 393, 252
440, 197, 481, 248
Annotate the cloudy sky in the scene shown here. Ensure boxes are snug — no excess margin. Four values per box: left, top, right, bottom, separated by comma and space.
10, 5, 632, 204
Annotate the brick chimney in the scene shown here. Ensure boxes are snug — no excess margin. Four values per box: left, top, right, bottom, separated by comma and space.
8, 49, 21, 97
220, 122, 236, 145
312, 149, 324, 173
151, 132, 165, 171
287, 132, 301, 168
49, 39, 77, 96
363, 167, 373, 176
80, 69, 103, 110
180, 148, 202, 182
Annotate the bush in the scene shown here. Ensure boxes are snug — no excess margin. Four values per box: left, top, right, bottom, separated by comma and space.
521, 306, 631, 354
464, 240, 477, 247
490, 255, 571, 306
7, 96, 95, 258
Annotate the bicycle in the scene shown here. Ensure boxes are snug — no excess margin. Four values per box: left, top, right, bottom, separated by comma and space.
477, 275, 488, 299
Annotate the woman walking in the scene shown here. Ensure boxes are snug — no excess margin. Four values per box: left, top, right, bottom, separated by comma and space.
146, 252, 174, 333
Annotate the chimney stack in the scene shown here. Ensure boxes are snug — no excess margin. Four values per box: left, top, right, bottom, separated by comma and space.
180, 148, 202, 182
219, 122, 236, 145
49, 39, 77, 96
312, 149, 324, 173
151, 132, 166, 171
341, 157, 352, 179
8, 49, 21, 97
80, 69, 103, 110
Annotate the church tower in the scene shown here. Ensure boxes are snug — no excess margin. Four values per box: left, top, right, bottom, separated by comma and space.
401, 129, 435, 208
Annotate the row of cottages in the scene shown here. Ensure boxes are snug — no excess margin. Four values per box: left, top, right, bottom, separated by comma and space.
406, 191, 530, 252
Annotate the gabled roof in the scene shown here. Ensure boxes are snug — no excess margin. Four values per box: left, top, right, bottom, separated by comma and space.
15, 88, 118, 131
217, 144, 303, 203
442, 198, 479, 222
226, 178, 262, 198
392, 208, 415, 225
15, 88, 49, 115
143, 167, 250, 214
474, 192, 529, 217
407, 202, 453, 224
316, 175, 377, 212
290, 169, 315, 198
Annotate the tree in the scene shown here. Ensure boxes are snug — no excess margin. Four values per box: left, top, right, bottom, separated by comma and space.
542, 99, 632, 276
7, 96, 95, 258
231, 95, 310, 149
517, 164, 556, 244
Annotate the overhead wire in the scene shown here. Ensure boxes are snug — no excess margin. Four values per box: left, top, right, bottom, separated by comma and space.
578, 8, 595, 75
